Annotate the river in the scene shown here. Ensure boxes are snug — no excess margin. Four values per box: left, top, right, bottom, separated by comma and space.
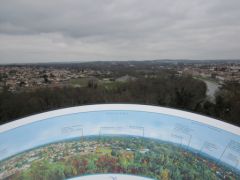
203, 80, 220, 101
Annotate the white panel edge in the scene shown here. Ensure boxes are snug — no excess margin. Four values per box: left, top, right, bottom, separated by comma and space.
0, 104, 239, 136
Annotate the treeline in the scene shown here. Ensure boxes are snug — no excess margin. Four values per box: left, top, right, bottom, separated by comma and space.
0, 75, 239, 126
201, 81, 240, 125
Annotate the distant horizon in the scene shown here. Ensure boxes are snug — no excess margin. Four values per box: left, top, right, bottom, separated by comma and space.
1, 58, 240, 65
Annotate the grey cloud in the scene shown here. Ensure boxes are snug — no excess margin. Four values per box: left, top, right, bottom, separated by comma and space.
0, 0, 240, 63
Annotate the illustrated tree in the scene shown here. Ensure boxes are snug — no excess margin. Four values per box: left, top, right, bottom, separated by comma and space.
160, 168, 170, 180
96, 155, 118, 172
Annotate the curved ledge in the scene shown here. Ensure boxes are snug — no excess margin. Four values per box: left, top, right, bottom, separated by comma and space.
0, 104, 239, 135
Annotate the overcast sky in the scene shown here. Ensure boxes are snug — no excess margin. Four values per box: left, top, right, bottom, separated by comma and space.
0, 0, 240, 64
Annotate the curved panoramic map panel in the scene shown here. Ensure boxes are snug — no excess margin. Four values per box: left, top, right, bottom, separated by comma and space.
0, 104, 240, 180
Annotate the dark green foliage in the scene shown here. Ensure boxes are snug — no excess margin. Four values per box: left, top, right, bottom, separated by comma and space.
0, 75, 207, 124
0, 73, 239, 126
214, 81, 240, 125
198, 81, 240, 126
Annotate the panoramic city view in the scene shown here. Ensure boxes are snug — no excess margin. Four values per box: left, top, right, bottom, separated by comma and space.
0, 60, 240, 126
1, 0, 240, 180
